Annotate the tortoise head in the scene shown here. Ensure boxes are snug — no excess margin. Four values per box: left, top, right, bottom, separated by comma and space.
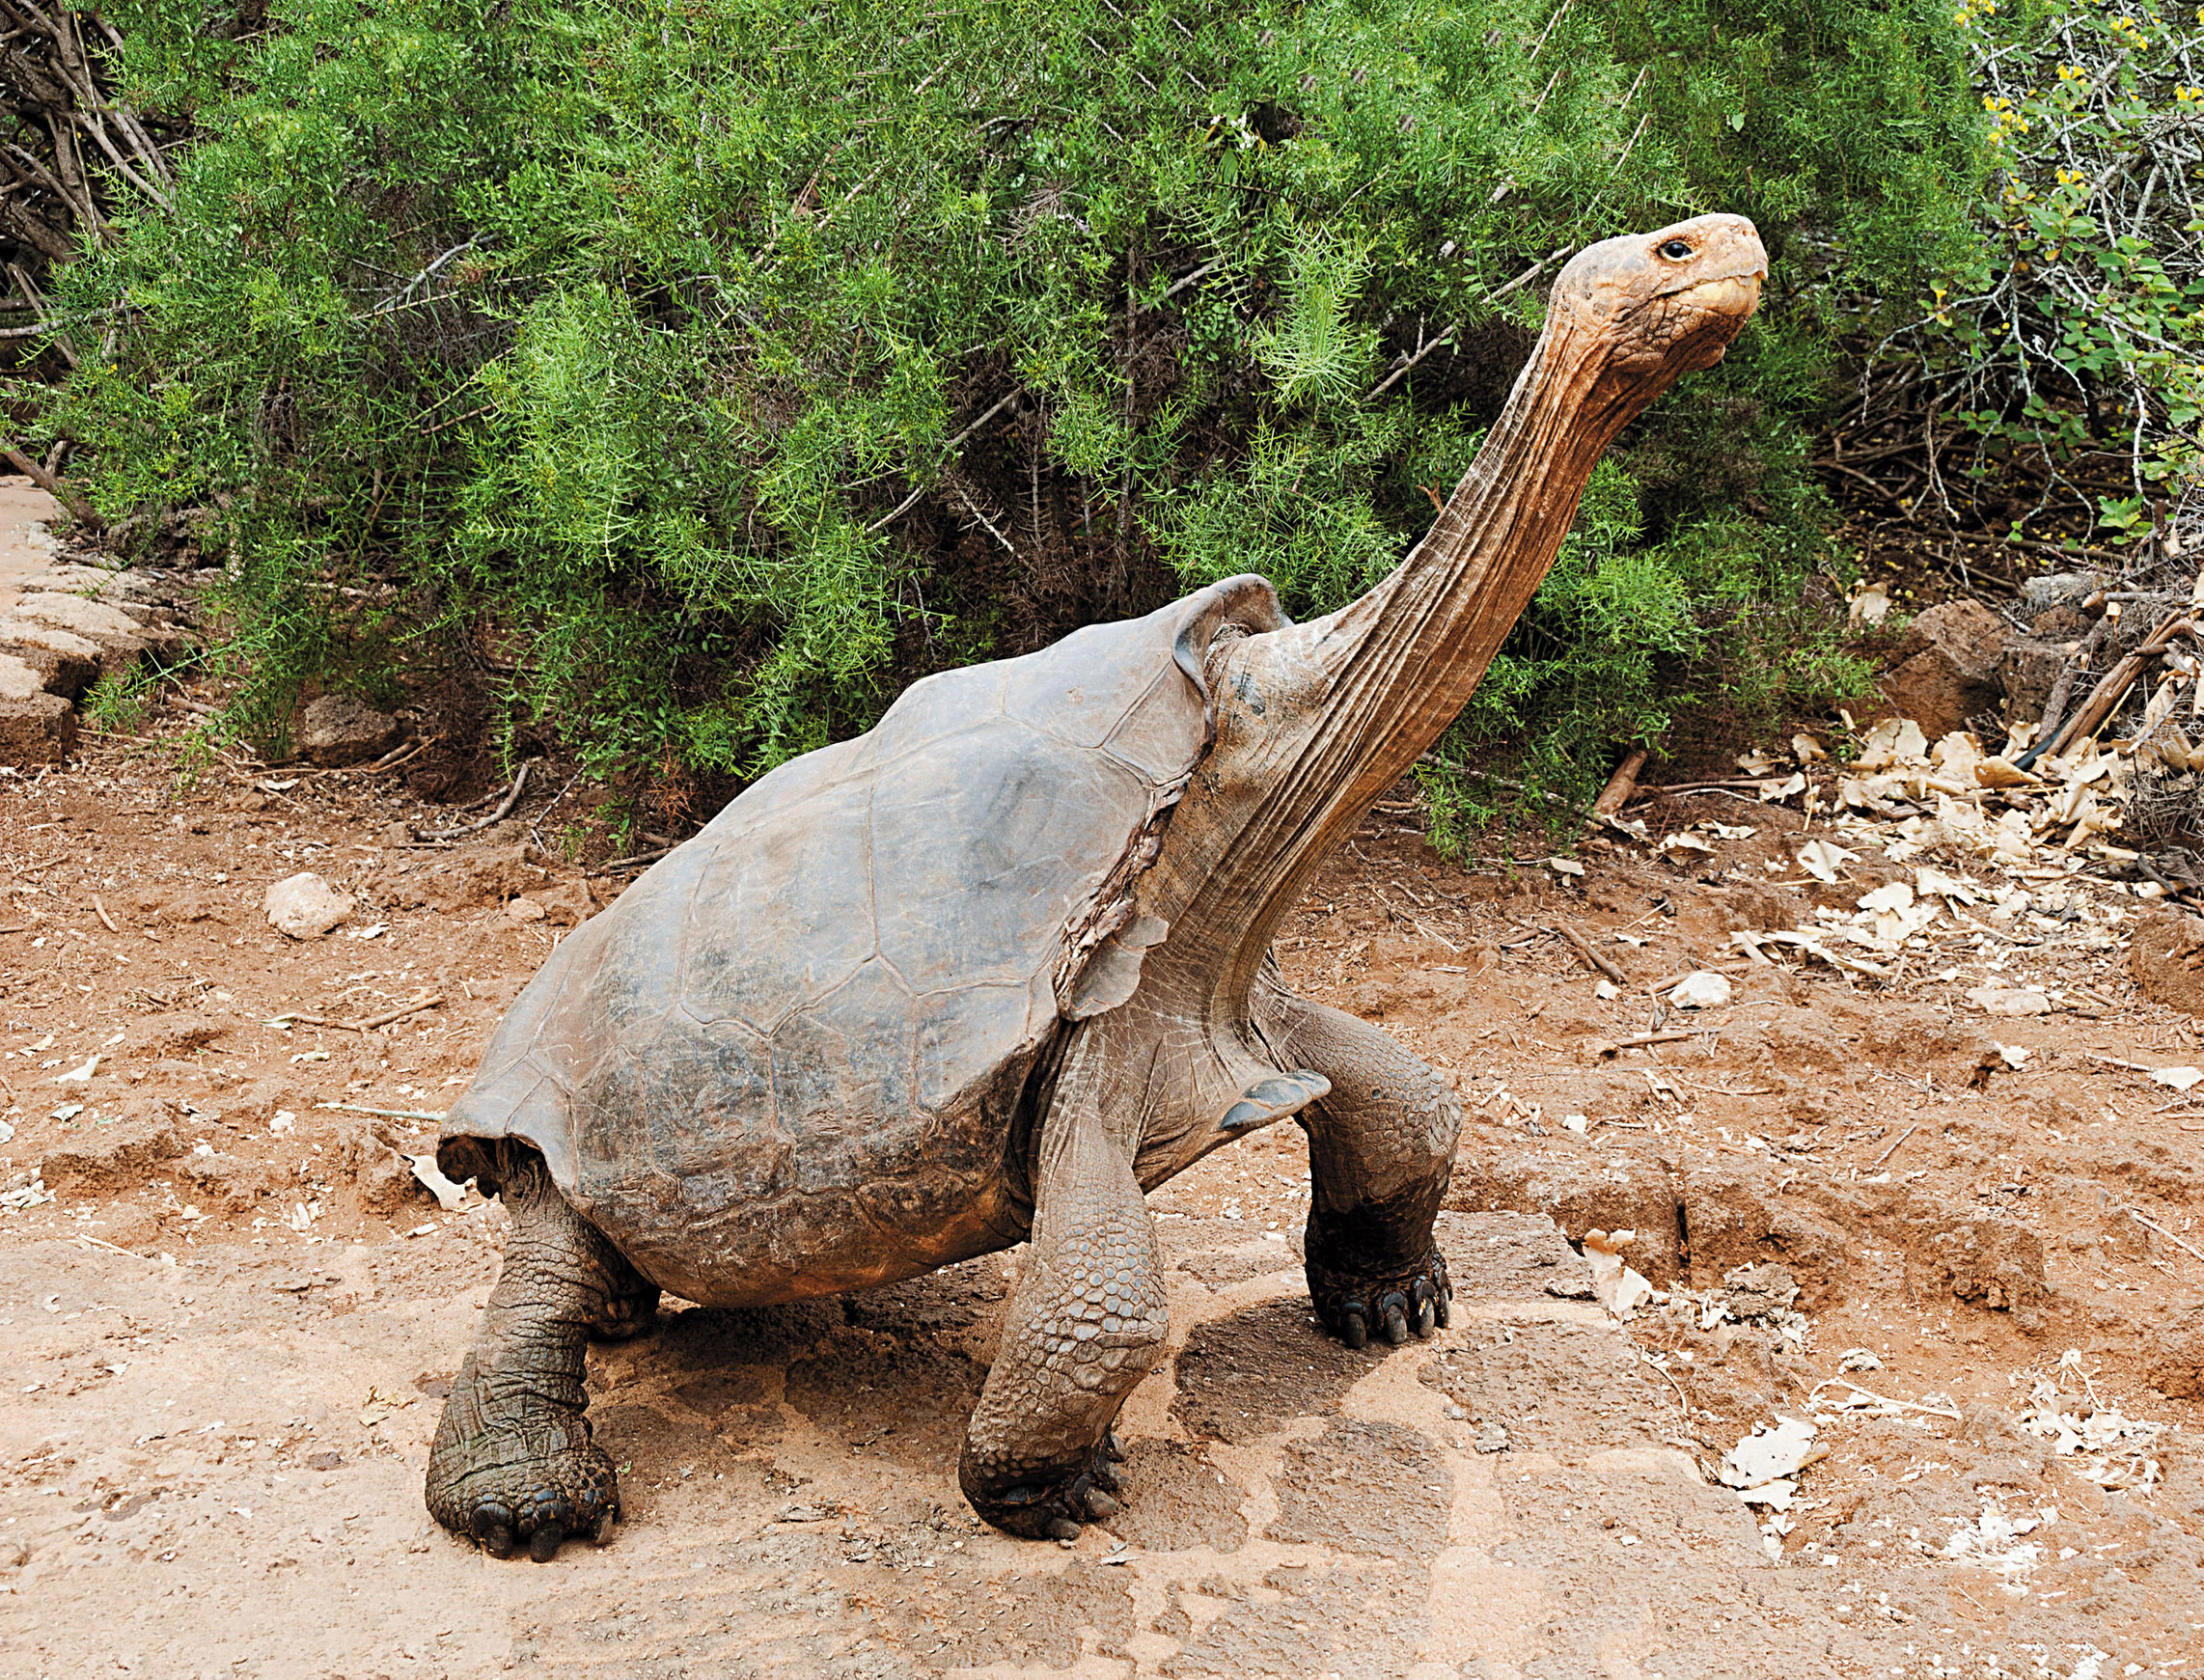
1539, 213, 1767, 411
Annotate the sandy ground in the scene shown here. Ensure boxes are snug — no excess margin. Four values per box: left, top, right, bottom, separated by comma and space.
2, 675, 2202, 1676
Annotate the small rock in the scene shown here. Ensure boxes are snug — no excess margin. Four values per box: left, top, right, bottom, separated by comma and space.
2020, 570, 2110, 613
530, 879, 595, 926
356, 1148, 428, 1216
10, 590, 147, 643
264, 871, 355, 939
1669, 970, 1733, 1008
296, 693, 401, 767
0, 649, 49, 702
381, 821, 413, 848
505, 895, 548, 923
1474, 1421, 1511, 1454
2131, 906, 2204, 1019
124, 1012, 227, 1058
0, 620, 101, 698
0, 686, 77, 764
40, 1115, 184, 1194
1875, 597, 2009, 738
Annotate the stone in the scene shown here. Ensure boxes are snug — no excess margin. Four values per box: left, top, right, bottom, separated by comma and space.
0, 619, 101, 698
0, 687, 76, 763
296, 693, 401, 767
11, 590, 147, 646
263, 870, 356, 939
1997, 637, 2071, 726
356, 1148, 423, 1214
1875, 597, 2010, 738
40, 1115, 184, 1194
2130, 905, 2204, 1018
505, 895, 549, 923
531, 878, 596, 927
2020, 570, 2110, 613
431, 841, 549, 911
0, 650, 44, 702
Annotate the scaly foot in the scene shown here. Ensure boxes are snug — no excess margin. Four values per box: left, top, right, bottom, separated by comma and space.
1307, 1242, 1451, 1349
425, 1358, 620, 1561
962, 1431, 1129, 1540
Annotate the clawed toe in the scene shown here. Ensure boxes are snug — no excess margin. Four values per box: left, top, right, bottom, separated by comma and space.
967, 1440, 1134, 1539
427, 1405, 622, 1563
1310, 1246, 1452, 1353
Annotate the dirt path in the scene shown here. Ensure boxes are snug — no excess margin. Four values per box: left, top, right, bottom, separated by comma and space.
0, 477, 62, 617
2, 711, 2200, 1678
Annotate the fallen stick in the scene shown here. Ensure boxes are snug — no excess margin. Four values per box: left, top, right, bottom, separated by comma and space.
359, 993, 444, 1031
1591, 749, 1648, 816
1594, 1029, 1704, 1057
317, 1101, 448, 1123
595, 844, 675, 872
2037, 613, 2196, 761
270, 992, 441, 1034
1805, 1377, 1961, 1420
2130, 1208, 2204, 1266
92, 895, 119, 934
1870, 1125, 1917, 1170
1555, 920, 1624, 983
1643, 960, 1752, 993
0, 435, 100, 528
416, 759, 536, 842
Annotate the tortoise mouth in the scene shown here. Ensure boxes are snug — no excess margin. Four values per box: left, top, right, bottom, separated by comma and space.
1671, 270, 1764, 315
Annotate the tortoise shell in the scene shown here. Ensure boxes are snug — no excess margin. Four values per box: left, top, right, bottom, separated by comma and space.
440, 575, 1285, 1305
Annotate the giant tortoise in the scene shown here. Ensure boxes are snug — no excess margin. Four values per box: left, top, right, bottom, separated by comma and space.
426, 214, 1767, 1556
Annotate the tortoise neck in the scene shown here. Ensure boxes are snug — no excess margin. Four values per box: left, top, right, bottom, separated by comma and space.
1186, 323, 1640, 1007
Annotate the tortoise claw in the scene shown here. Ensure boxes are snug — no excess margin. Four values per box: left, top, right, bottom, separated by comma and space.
529, 1523, 567, 1562
966, 1436, 1137, 1539
1104, 1429, 1127, 1464
1375, 1287, 1410, 1340
1309, 1245, 1451, 1352
471, 1503, 517, 1559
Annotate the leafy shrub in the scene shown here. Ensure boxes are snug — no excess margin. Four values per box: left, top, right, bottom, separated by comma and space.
48, 0, 1985, 807
1876, 0, 2204, 537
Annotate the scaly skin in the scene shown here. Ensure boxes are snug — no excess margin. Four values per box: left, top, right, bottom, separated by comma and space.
1254, 978, 1459, 1349
957, 1063, 1167, 1538
425, 1146, 659, 1561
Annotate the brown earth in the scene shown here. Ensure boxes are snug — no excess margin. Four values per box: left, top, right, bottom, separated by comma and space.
3, 714, 2202, 1679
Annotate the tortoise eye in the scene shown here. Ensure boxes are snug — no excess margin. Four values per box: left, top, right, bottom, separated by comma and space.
1658, 239, 1694, 260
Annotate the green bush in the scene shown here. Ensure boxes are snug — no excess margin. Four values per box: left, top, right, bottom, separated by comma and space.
1887, 0, 2204, 536
49, 0, 1985, 808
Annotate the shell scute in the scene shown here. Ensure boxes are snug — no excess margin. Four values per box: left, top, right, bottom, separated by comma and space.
870, 720, 1146, 992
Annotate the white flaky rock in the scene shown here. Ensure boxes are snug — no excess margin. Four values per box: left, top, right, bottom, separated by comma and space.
264, 871, 355, 939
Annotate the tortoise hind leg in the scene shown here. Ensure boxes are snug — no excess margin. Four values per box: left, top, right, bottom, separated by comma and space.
959, 1071, 1165, 1538
425, 1144, 651, 1560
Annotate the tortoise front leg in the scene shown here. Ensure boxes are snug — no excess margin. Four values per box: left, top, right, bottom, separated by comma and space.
959, 1082, 1165, 1539
1254, 977, 1460, 1349
425, 1144, 658, 1561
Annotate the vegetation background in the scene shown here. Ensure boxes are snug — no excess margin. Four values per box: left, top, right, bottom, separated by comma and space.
7, 0, 2199, 842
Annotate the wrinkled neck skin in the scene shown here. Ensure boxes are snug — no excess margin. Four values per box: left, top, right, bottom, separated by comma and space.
1109, 290, 1709, 1179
